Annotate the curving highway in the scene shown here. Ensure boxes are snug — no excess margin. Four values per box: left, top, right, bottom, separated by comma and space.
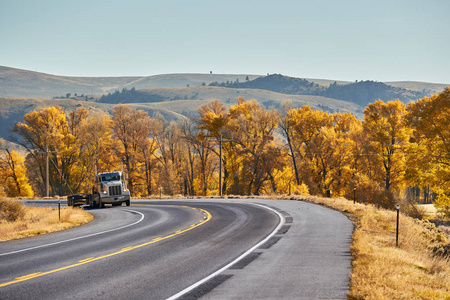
0, 199, 353, 299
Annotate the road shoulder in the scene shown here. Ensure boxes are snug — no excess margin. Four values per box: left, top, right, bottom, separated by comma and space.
196, 199, 353, 299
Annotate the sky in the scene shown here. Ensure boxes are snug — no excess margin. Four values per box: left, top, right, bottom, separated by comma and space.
1, 0, 449, 83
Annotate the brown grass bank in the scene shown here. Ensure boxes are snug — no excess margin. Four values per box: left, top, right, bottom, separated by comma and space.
277, 195, 450, 299
0, 198, 93, 241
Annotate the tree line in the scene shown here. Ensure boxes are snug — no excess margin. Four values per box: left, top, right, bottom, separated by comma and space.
1, 88, 449, 215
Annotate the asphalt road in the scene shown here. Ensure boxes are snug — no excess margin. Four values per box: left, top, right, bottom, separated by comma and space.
0, 199, 353, 299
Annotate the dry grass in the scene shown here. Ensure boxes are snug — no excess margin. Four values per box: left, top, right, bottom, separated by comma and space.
279, 195, 450, 299
0, 198, 93, 242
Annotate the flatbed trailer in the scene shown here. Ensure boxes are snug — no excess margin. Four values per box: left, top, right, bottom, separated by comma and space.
67, 193, 103, 208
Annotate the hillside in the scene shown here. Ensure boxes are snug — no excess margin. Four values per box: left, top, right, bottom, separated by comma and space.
0, 87, 364, 142
1, 66, 448, 103
212, 74, 442, 107
210, 74, 326, 95
134, 86, 364, 117
318, 80, 428, 106
0, 66, 260, 99
1, 65, 448, 144
386, 81, 449, 94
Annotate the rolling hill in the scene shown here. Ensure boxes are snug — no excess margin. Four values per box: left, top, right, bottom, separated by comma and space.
1, 65, 448, 100
0, 65, 448, 144
0, 66, 260, 99
0, 86, 364, 142
208, 74, 446, 107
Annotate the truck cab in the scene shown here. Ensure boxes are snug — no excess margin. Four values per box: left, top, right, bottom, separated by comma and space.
94, 171, 131, 207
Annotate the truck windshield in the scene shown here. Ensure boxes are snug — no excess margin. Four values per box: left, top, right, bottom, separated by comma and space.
101, 174, 120, 182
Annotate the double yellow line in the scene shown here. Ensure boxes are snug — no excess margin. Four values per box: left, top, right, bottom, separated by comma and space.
0, 206, 212, 288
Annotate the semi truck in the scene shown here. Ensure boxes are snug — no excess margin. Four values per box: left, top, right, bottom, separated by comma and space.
67, 166, 131, 208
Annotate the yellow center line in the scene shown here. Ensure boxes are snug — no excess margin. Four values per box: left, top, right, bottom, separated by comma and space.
0, 206, 212, 288
77, 257, 95, 263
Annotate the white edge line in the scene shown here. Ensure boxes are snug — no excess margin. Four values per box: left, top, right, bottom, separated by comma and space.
165, 203, 285, 300
0, 209, 145, 257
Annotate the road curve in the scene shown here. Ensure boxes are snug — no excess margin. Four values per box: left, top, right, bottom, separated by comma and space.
0, 199, 353, 299
0, 201, 279, 299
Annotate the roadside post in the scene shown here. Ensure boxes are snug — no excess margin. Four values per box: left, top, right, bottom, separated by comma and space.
58, 198, 61, 222
396, 205, 400, 247
353, 187, 356, 204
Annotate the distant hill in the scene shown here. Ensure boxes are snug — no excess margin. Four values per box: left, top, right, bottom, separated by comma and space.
95, 86, 364, 116
210, 74, 326, 95
1, 65, 448, 144
385, 81, 449, 94
0, 66, 260, 99
1, 65, 448, 102
211, 74, 442, 106
0, 87, 365, 142
318, 80, 428, 106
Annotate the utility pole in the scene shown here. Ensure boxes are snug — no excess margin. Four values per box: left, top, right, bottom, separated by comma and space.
46, 145, 49, 197
219, 134, 222, 197
39, 145, 56, 197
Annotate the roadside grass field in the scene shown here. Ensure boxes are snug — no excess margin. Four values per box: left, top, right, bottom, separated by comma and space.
0, 198, 93, 241
283, 195, 450, 299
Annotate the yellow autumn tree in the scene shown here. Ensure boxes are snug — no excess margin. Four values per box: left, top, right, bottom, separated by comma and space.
138, 117, 163, 196
405, 88, 450, 216
226, 97, 282, 195
13, 106, 78, 196
282, 106, 334, 194
111, 105, 153, 196
197, 100, 230, 194
330, 113, 362, 197
198, 99, 229, 138
76, 113, 120, 192
362, 99, 411, 208
0, 149, 34, 197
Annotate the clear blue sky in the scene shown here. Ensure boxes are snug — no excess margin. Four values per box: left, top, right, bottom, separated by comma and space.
1, 0, 449, 83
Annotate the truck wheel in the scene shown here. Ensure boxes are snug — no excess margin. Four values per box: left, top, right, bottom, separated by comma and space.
89, 195, 94, 208
126, 200, 130, 206
92, 193, 100, 208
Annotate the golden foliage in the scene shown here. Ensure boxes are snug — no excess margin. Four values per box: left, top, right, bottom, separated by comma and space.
405, 88, 450, 216
6, 88, 450, 203
0, 149, 34, 197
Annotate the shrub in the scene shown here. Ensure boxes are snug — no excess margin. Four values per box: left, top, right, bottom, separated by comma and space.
293, 183, 309, 196
434, 193, 450, 218
0, 197, 25, 222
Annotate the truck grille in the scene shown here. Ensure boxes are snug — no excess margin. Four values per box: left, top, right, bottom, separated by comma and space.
109, 185, 122, 196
